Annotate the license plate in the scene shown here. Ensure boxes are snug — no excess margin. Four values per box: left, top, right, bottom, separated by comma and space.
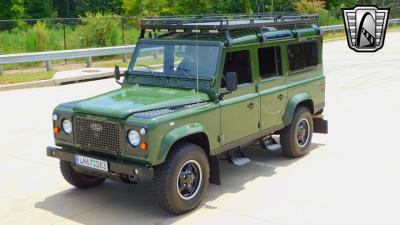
75, 155, 108, 172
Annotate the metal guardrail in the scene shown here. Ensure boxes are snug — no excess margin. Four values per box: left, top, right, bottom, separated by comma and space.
0, 45, 136, 74
320, 18, 400, 32
0, 18, 399, 75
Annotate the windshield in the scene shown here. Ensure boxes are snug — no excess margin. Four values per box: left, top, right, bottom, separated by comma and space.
129, 43, 220, 79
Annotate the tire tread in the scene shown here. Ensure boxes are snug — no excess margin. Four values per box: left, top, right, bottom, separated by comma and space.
60, 160, 105, 189
155, 142, 209, 214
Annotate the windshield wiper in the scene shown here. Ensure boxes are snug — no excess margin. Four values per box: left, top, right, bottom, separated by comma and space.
174, 66, 192, 80
135, 64, 163, 77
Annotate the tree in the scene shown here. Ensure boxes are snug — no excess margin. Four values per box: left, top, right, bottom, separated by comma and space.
0, 0, 26, 30
0, 0, 26, 20
51, 0, 123, 18
293, 0, 325, 14
325, 0, 357, 10
25, 0, 55, 18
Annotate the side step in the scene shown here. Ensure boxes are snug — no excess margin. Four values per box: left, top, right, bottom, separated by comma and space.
261, 136, 281, 151
226, 149, 250, 166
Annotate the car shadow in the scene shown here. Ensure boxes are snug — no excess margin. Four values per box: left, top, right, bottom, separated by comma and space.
35, 142, 324, 225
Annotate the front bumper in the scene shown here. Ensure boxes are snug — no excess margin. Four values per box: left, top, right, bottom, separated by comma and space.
46, 146, 154, 183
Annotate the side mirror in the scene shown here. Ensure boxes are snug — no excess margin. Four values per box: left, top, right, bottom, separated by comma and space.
225, 72, 238, 92
114, 65, 121, 81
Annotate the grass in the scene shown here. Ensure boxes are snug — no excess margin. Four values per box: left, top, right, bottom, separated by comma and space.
0, 71, 55, 84
319, 10, 343, 26
0, 26, 140, 54
323, 31, 346, 40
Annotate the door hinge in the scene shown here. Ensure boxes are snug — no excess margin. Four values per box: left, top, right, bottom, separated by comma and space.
258, 121, 262, 128
218, 134, 225, 142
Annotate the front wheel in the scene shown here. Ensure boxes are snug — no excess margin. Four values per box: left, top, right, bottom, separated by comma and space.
60, 160, 105, 188
280, 107, 314, 158
155, 143, 209, 214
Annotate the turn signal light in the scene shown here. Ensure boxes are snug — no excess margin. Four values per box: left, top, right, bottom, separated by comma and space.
53, 127, 60, 135
140, 143, 147, 151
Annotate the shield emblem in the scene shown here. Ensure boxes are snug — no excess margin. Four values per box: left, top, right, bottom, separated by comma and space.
342, 6, 390, 52
90, 123, 103, 132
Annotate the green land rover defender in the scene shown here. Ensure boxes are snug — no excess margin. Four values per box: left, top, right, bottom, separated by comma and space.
47, 14, 328, 214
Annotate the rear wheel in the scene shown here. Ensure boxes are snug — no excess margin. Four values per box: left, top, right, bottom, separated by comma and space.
280, 107, 313, 158
155, 143, 209, 214
60, 160, 105, 188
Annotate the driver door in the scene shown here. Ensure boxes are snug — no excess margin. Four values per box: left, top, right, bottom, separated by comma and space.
219, 49, 260, 146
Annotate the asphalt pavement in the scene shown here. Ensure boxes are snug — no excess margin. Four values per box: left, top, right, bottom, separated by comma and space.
1, 32, 400, 225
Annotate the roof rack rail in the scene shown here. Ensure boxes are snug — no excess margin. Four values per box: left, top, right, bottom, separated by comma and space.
141, 13, 319, 31
139, 13, 320, 46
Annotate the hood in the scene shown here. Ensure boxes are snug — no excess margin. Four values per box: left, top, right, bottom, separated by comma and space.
73, 86, 210, 119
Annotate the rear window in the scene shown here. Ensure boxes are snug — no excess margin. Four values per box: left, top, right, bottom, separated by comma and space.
258, 46, 282, 79
288, 41, 319, 71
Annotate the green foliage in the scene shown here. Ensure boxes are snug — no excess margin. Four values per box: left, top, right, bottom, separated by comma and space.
32, 21, 48, 51
1, 0, 398, 56
319, 10, 343, 25
0, 28, 37, 53
1, 0, 399, 22
325, 0, 357, 10
0, 22, 140, 54
0, 0, 26, 29
77, 12, 121, 48
0, 0, 26, 19
294, 0, 325, 14
121, 0, 285, 16
24, 0, 56, 19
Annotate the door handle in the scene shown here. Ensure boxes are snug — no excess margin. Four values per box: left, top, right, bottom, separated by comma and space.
247, 102, 256, 109
277, 94, 285, 101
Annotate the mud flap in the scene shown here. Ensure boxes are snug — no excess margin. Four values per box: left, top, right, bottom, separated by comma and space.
209, 156, 221, 185
313, 117, 328, 134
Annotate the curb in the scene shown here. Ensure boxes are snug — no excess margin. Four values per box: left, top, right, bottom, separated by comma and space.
0, 79, 55, 91
0, 68, 125, 92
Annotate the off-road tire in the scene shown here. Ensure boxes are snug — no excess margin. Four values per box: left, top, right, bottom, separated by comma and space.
60, 160, 105, 188
155, 143, 209, 215
281, 106, 313, 158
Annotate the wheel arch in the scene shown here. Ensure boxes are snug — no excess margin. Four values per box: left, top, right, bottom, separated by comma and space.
170, 133, 211, 157
156, 123, 211, 165
283, 92, 314, 126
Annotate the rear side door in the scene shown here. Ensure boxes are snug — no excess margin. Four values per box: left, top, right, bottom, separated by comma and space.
219, 49, 260, 145
257, 45, 288, 130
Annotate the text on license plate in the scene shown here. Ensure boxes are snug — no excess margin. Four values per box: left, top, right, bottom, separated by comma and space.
75, 155, 108, 172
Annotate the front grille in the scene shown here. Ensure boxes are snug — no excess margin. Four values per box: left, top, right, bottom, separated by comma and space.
74, 117, 122, 155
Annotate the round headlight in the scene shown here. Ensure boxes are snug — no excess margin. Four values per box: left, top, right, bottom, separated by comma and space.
52, 114, 58, 121
139, 128, 146, 135
62, 119, 73, 134
128, 130, 140, 147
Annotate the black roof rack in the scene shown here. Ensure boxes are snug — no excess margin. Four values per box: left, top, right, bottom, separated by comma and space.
141, 13, 319, 31
139, 13, 320, 46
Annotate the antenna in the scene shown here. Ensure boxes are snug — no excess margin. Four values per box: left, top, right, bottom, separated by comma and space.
195, 23, 199, 99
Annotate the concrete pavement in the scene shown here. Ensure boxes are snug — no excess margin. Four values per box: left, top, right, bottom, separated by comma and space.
1, 32, 400, 225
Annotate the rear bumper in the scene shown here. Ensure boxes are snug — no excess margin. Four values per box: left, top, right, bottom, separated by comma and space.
46, 146, 154, 183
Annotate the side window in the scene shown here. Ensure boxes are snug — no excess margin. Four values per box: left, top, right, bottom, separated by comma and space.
222, 50, 252, 87
288, 41, 319, 71
258, 46, 282, 79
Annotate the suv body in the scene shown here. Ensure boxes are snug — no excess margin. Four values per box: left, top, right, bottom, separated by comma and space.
47, 14, 328, 214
